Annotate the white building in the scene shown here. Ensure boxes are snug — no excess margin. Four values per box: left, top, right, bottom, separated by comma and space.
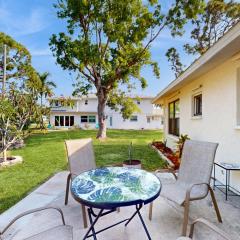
153, 23, 240, 191
49, 94, 163, 130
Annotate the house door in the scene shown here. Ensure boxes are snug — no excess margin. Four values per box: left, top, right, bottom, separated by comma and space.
109, 116, 113, 127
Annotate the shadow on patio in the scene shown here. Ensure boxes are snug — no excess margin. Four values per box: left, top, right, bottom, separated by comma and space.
0, 171, 239, 240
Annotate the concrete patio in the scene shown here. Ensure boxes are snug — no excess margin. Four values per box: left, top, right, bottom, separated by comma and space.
0, 171, 240, 240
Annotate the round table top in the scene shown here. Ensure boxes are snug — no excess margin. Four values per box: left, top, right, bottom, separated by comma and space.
71, 167, 161, 209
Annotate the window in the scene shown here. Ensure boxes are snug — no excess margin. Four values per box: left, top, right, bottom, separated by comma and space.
109, 116, 113, 126
55, 116, 60, 126
237, 67, 240, 126
81, 116, 88, 123
81, 115, 96, 123
89, 116, 96, 123
168, 99, 180, 136
85, 100, 88, 105
55, 116, 74, 127
147, 117, 151, 123
59, 116, 64, 126
137, 100, 140, 105
130, 116, 138, 122
70, 116, 74, 126
65, 116, 69, 126
193, 93, 202, 116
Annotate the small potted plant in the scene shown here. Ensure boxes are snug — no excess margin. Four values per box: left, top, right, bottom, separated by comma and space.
123, 142, 142, 169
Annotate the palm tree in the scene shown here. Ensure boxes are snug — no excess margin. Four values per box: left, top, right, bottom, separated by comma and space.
38, 72, 56, 129
38, 72, 56, 107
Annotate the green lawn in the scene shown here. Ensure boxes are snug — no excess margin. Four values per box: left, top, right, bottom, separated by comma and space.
0, 129, 165, 213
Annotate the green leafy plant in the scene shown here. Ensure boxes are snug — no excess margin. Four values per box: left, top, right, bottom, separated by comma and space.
128, 142, 133, 165
176, 134, 190, 158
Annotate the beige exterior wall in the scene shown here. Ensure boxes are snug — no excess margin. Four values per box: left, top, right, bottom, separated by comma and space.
161, 53, 240, 191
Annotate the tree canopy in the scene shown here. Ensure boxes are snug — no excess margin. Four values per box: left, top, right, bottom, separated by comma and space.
50, 0, 205, 138
166, 0, 240, 78
0, 33, 42, 161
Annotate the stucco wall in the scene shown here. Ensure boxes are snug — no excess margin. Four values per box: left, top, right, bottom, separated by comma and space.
162, 55, 240, 190
50, 98, 163, 130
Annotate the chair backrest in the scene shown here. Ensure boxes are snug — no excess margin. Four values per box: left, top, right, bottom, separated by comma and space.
178, 140, 218, 185
65, 138, 96, 176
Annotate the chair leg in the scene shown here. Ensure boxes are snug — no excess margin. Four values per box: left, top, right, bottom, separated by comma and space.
182, 201, 190, 236
81, 204, 88, 228
149, 202, 153, 221
209, 186, 222, 223
65, 173, 71, 205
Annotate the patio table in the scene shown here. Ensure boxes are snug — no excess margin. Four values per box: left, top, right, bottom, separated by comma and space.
213, 162, 240, 200
71, 167, 161, 240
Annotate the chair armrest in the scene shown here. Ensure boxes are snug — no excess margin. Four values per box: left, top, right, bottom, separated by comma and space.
155, 168, 178, 180
0, 207, 66, 236
185, 183, 210, 202
189, 218, 231, 239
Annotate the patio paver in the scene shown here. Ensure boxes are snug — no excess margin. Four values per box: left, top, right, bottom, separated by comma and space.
0, 171, 240, 240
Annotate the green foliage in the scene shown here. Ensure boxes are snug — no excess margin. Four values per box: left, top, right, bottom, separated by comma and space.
38, 72, 56, 104
184, 0, 240, 55
0, 33, 44, 154
165, 47, 185, 78
107, 91, 141, 119
48, 97, 75, 108
49, 0, 205, 137
0, 32, 35, 83
176, 134, 190, 158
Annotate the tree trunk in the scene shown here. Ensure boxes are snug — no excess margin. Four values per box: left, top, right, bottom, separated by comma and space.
2, 136, 7, 162
97, 92, 107, 139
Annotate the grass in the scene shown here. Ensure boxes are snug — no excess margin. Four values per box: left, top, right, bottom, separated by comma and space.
0, 129, 165, 213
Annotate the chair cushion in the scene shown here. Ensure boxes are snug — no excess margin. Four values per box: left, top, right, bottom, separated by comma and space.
161, 181, 207, 205
24, 225, 73, 240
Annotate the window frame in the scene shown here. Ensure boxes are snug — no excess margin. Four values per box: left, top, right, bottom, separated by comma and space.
147, 116, 151, 123
81, 115, 88, 123
130, 115, 138, 122
192, 93, 202, 117
81, 115, 96, 123
88, 115, 96, 123
168, 99, 180, 136
55, 116, 60, 126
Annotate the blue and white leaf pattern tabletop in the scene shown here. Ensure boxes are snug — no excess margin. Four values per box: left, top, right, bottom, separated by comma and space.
71, 167, 161, 206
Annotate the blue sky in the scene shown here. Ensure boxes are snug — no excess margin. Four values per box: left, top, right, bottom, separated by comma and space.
0, 0, 197, 97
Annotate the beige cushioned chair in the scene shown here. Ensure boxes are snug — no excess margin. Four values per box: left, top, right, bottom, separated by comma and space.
65, 138, 96, 228
149, 140, 222, 236
0, 207, 73, 240
176, 218, 231, 240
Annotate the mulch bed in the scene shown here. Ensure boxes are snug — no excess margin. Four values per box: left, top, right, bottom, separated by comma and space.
152, 141, 180, 170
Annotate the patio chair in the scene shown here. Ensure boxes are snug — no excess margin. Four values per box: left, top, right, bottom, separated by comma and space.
177, 218, 231, 240
65, 138, 96, 228
149, 140, 222, 236
0, 207, 73, 240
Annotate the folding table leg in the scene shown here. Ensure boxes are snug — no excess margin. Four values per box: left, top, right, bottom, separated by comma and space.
125, 203, 152, 240
137, 209, 152, 240
83, 209, 104, 240
88, 208, 97, 240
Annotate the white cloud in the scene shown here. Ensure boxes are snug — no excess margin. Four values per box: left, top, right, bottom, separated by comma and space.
0, 2, 48, 36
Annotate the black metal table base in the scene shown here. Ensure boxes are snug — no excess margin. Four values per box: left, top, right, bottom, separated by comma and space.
83, 203, 152, 240
213, 163, 240, 200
